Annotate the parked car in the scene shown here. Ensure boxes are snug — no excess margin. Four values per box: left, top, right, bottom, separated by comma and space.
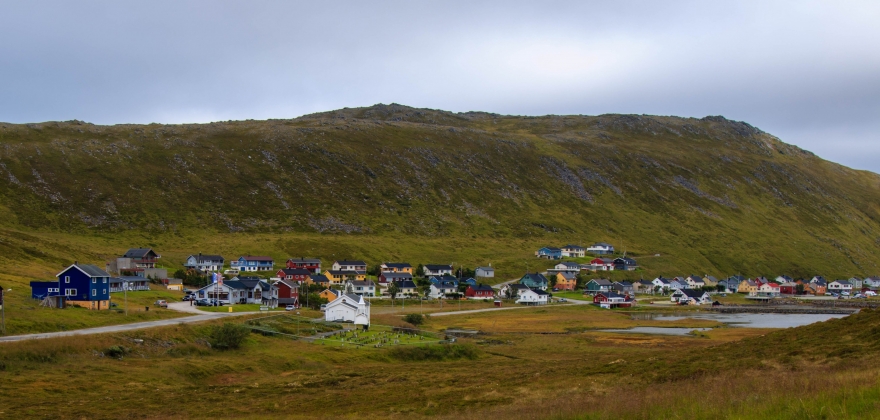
841, 291, 850, 296
224, 269, 239, 275
285, 305, 296, 311
154, 299, 168, 308
866, 291, 877, 297
195, 299, 210, 306
319, 304, 327, 312
182, 295, 194, 301
558, 298, 568, 303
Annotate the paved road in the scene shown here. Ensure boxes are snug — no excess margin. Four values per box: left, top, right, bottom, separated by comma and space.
0, 303, 258, 343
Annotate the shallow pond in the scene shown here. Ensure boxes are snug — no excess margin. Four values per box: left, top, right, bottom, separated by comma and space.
630, 312, 847, 329
601, 327, 712, 336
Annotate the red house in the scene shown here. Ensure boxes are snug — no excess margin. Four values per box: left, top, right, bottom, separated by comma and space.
276, 268, 312, 283
465, 284, 495, 299
592, 292, 634, 308
275, 278, 300, 307
780, 283, 798, 295
285, 258, 321, 274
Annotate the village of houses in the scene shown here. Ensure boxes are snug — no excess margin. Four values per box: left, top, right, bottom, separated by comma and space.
26, 242, 880, 327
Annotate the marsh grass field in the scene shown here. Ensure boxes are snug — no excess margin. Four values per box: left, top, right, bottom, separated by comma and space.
2, 305, 880, 419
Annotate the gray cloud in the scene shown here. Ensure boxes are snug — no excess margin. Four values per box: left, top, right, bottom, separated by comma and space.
1, 0, 878, 172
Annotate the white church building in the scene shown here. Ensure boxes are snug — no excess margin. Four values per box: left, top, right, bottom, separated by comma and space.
324, 293, 371, 326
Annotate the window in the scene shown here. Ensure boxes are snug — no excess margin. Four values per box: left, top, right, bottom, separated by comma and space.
92, 289, 96, 297
103, 289, 107, 294
92, 279, 96, 284
66, 289, 77, 296
103, 278, 107, 283
65, 276, 70, 283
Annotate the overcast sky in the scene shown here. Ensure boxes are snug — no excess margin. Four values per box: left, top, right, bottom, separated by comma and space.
1, 1, 878, 172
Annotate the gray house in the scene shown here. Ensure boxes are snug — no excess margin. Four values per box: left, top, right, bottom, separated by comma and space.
475, 266, 495, 278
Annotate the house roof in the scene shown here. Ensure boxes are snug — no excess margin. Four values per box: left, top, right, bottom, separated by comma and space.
558, 272, 577, 280
637, 280, 654, 286
520, 273, 548, 284
557, 262, 580, 269
433, 281, 457, 289
687, 275, 704, 282
507, 284, 530, 290
392, 280, 418, 289
833, 280, 852, 285
59, 263, 111, 278
728, 275, 746, 281
276, 278, 299, 290
188, 254, 224, 263
311, 274, 330, 283
335, 260, 367, 266
654, 277, 671, 284
287, 257, 321, 264
777, 275, 793, 282
532, 289, 550, 296
381, 272, 413, 280
328, 270, 360, 276
677, 289, 708, 298
320, 288, 340, 297
382, 262, 412, 269
123, 248, 159, 259
475, 266, 494, 272
705, 275, 719, 282
425, 264, 453, 270
539, 247, 562, 252
278, 268, 312, 276
562, 244, 585, 250
470, 284, 494, 292
589, 242, 613, 248
598, 292, 627, 299
347, 280, 375, 287
590, 279, 613, 286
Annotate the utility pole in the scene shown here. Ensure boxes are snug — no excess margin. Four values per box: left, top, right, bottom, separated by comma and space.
0, 286, 5, 335
124, 279, 128, 316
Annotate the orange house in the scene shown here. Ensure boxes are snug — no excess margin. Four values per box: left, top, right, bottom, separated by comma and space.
555, 272, 577, 291
319, 288, 340, 302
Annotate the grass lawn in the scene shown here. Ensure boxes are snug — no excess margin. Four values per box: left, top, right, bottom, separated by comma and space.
195, 303, 286, 313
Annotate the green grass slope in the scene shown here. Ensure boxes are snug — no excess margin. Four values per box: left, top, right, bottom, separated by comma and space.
1, 104, 880, 279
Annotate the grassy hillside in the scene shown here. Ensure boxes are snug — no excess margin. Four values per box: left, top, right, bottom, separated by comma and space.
2, 104, 880, 279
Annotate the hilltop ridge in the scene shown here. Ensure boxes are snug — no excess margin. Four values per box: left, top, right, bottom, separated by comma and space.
1, 104, 879, 278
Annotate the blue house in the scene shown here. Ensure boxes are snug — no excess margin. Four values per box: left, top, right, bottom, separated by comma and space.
230, 256, 275, 272
30, 281, 61, 300
520, 272, 549, 291
56, 263, 112, 310
461, 277, 477, 287
535, 247, 563, 259
429, 274, 458, 287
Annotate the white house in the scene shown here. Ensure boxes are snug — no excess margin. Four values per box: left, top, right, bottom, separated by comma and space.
652, 277, 672, 292
429, 281, 458, 299
587, 242, 614, 255
548, 262, 581, 275
184, 254, 225, 272
332, 260, 367, 272
849, 277, 864, 289
669, 277, 689, 290
424, 264, 453, 277
500, 283, 529, 299
864, 277, 880, 288
344, 279, 376, 297
775, 275, 793, 284
325, 293, 371, 326
515, 288, 549, 305
828, 280, 853, 294
560, 244, 585, 258
685, 275, 705, 289
670, 289, 711, 305
475, 266, 495, 278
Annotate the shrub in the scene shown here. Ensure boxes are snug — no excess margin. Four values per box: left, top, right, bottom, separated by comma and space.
388, 344, 479, 362
403, 313, 424, 326
208, 323, 250, 350
106, 345, 128, 358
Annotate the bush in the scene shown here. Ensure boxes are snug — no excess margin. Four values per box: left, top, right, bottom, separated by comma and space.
403, 313, 424, 326
208, 323, 250, 350
106, 345, 128, 358
387, 344, 479, 361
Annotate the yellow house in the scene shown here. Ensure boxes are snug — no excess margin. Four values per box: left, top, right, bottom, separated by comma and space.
165, 278, 183, 291
380, 263, 413, 274
319, 288, 340, 302
555, 272, 577, 291
737, 279, 758, 294
324, 270, 365, 285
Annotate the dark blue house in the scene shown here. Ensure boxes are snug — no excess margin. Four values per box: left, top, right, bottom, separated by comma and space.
56, 263, 112, 310
30, 281, 61, 300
